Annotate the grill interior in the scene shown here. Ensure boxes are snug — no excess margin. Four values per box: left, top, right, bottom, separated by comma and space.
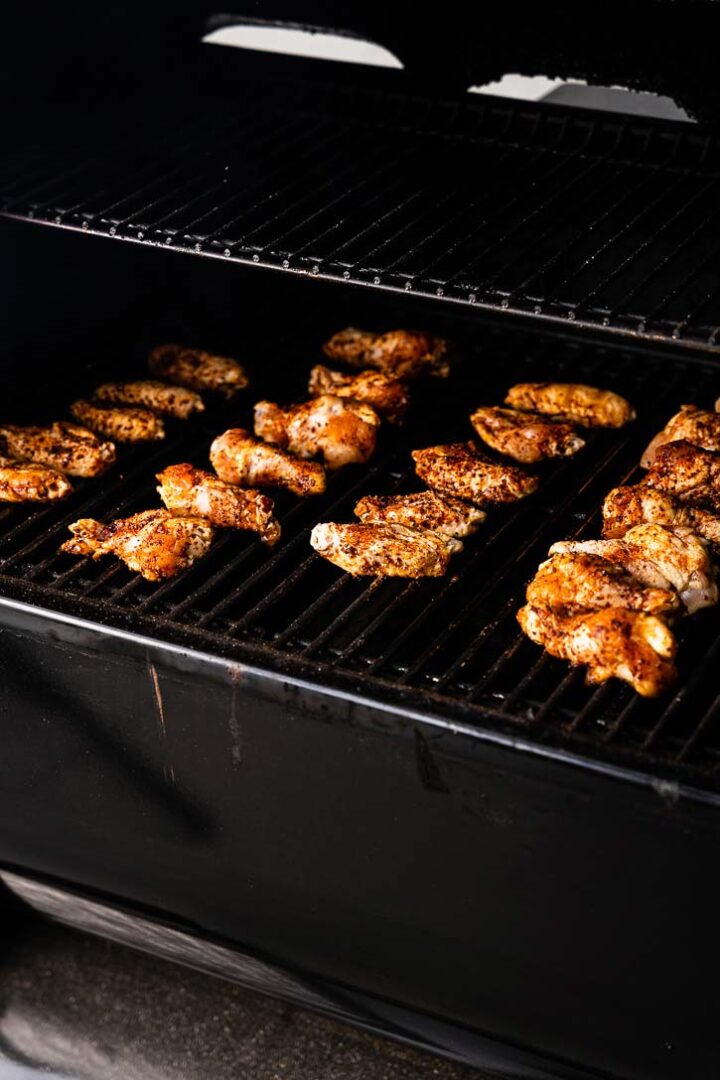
1, 246, 720, 794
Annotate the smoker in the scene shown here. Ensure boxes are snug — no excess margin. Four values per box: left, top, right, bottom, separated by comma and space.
1, 6, 718, 1079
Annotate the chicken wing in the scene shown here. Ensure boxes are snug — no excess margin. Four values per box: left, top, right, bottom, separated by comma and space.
602, 484, 720, 548
308, 365, 410, 424
527, 551, 679, 617
310, 522, 461, 577
354, 491, 485, 538
470, 405, 585, 463
641, 404, 720, 467
210, 429, 326, 497
0, 421, 115, 477
61, 509, 214, 581
70, 400, 165, 443
254, 395, 380, 470
157, 463, 280, 544
505, 382, 635, 428
644, 439, 720, 513
94, 380, 204, 419
0, 455, 73, 502
322, 328, 449, 378
149, 344, 248, 397
412, 442, 539, 505
550, 523, 717, 614
517, 604, 677, 698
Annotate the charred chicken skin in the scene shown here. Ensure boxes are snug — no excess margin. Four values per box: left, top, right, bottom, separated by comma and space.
517, 604, 677, 698
254, 395, 380, 470
322, 328, 449, 379
0, 421, 115, 477
149, 344, 248, 397
62, 509, 214, 581
526, 551, 680, 617
602, 484, 720, 548
308, 365, 410, 424
310, 521, 461, 577
641, 405, 720, 467
94, 380, 204, 419
157, 463, 280, 544
644, 439, 720, 514
354, 491, 485, 538
505, 382, 635, 428
470, 405, 585, 464
210, 428, 326, 497
70, 400, 165, 443
412, 442, 539, 505
0, 455, 73, 502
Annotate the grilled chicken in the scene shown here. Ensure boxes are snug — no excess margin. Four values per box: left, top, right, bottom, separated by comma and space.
94, 380, 204, 419
0, 455, 73, 502
157, 463, 280, 544
641, 405, 720, 467
61, 509, 214, 581
310, 521, 461, 577
354, 491, 485, 538
517, 604, 677, 698
149, 344, 248, 397
412, 442, 539, 505
550, 524, 717, 615
308, 365, 410, 424
527, 552, 679, 617
210, 428, 326, 497
322, 328, 449, 378
505, 382, 635, 428
254, 395, 380, 470
0, 421, 115, 477
470, 405, 585, 464
70, 400, 165, 443
602, 484, 720, 548
644, 439, 720, 513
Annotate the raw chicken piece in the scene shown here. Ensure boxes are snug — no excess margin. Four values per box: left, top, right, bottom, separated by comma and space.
0, 455, 72, 502
308, 365, 410, 424
70, 400, 164, 443
354, 491, 485, 538
505, 382, 635, 428
470, 405, 585, 463
322, 327, 449, 378
94, 380, 204, 419
602, 484, 720, 548
254, 395, 380, 470
526, 551, 679, 616
644, 439, 720, 514
642, 405, 720, 467
310, 522, 461, 577
157, 463, 280, 544
149, 344, 248, 397
412, 442, 538, 504
0, 421, 115, 477
210, 429, 325, 497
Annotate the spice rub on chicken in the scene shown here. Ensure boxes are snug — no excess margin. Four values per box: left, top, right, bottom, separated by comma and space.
354, 491, 485, 539
505, 382, 635, 428
310, 522, 461, 578
322, 328, 449, 379
470, 405, 585, 464
70, 400, 165, 443
0, 455, 73, 502
157, 463, 280, 544
61, 509, 214, 581
602, 484, 720, 549
644, 440, 720, 514
308, 365, 410, 424
254, 395, 380, 470
149, 344, 248, 397
412, 442, 539, 505
210, 429, 326, 497
0, 421, 116, 477
94, 380, 204, 420
641, 405, 720, 467
526, 551, 680, 617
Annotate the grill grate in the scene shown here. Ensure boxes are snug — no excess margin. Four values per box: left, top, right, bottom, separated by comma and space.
5, 82, 720, 352
1, 301, 720, 792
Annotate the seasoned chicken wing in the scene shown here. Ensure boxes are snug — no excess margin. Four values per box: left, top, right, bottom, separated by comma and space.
149, 344, 248, 397
308, 365, 410, 424
70, 400, 165, 443
94, 380, 204, 419
470, 405, 585, 463
641, 405, 720, 467
526, 552, 679, 617
157, 463, 280, 544
210, 428, 326, 497
0, 455, 73, 502
412, 442, 539, 505
322, 328, 449, 378
254, 395, 380, 470
0, 421, 115, 477
354, 490, 485, 538
602, 484, 720, 548
550, 524, 717, 614
517, 604, 677, 698
310, 522, 461, 577
505, 382, 635, 428
644, 439, 720, 513
61, 509, 214, 581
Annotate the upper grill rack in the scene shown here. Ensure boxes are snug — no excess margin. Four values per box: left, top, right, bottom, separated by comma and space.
5, 82, 720, 353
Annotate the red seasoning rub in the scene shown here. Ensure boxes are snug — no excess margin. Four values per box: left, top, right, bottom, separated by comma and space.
308, 364, 410, 424
641, 404, 720, 467
210, 429, 326, 497
505, 382, 635, 428
70, 399, 165, 443
0, 421, 115, 477
0, 456, 73, 502
94, 380, 204, 419
412, 441, 539, 505
149, 344, 248, 397
310, 521, 461, 578
254, 395, 380, 470
323, 327, 449, 379
470, 405, 585, 464
157, 463, 280, 544
354, 490, 485, 539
